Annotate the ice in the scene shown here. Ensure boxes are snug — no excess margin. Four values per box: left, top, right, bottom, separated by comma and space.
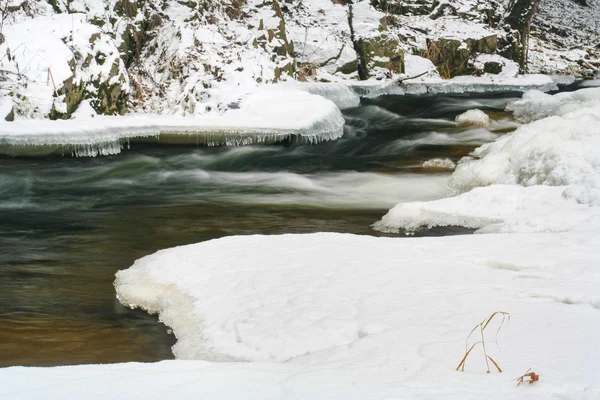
376, 87, 600, 235
422, 158, 456, 170
449, 90, 600, 203
506, 87, 600, 123
0, 89, 345, 156
455, 109, 491, 128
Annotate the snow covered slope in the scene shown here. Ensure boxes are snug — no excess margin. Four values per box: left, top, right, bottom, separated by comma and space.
0, 0, 597, 123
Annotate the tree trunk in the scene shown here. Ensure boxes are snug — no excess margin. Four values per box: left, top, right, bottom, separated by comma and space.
348, 3, 369, 80
504, 0, 541, 73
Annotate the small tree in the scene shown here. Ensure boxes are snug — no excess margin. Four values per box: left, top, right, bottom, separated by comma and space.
504, 0, 541, 73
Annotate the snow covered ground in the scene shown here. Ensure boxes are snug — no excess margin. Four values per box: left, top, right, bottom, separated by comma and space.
2, 230, 600, 400
2, 88, 600, 399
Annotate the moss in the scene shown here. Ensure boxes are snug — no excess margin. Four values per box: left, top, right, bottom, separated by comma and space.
113, 0, 138, 18
89, 16, 105, 27
89, 32, 101, 44
94, 52, 107, 66
47, 0, 63, 13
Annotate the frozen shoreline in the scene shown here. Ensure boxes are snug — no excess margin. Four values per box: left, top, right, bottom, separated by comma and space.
2, 88, 600, 400
0, 75, 564, 157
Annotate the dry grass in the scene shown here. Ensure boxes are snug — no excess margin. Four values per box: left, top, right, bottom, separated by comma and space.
513, 369, 540, 386
297, 62, 318, 82
456, 311, 510, 373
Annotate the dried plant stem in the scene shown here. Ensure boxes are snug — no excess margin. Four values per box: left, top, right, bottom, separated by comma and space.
456, 311, 510, 373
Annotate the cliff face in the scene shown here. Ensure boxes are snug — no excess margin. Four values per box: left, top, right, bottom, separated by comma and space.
0, 0, 598, 120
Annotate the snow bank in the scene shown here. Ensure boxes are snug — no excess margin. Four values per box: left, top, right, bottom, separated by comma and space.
374, 184, 597, 234
506, 87, 600, 123
455, 109, 491, 128
107, 232, 600, 399
450, 93, 600, 202
0, 89, 345, 156
375, 87, 600, 233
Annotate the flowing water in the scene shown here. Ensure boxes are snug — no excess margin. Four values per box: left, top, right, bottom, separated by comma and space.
0, 93, 520, 367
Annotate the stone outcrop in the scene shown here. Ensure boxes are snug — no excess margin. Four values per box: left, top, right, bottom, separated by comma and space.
425, 35, 498, 78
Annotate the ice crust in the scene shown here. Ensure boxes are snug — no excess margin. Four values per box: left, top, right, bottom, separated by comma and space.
0, 89, 345, 156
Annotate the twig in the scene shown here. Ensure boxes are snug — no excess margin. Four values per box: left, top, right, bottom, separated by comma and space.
394, 70, 429, 84
47, 68, 59, 97
0, 68, 26, 79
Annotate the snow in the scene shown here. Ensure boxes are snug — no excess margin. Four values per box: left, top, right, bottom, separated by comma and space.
282, 82, 361, 110
1, 0, 595, 123
473, 54, 520, 78
450, 89, 600, 203
456, 109, 491, 128
2, 90, 600, 398
0, 13, 128, 118
0, 88, 345, 156
374, 184, 597, 234
376, 87, 600, 235
506, 87, 600, 123
3, 230, 600, 398
581, 80, 600, 88
51, 230, 593, 399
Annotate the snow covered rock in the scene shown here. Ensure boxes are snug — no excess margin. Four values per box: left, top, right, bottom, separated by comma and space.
455, 109, 491, 127
422, 158, 456, 170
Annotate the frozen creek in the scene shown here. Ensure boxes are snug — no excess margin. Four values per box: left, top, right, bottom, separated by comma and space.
0, 91, 520, 366
3, 86, 600, 400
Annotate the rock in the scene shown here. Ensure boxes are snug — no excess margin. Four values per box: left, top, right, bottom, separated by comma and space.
425, 35, 497, 77
4, 107, 14, 122
484, 61, 503, 74
354, 33, 405, 78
